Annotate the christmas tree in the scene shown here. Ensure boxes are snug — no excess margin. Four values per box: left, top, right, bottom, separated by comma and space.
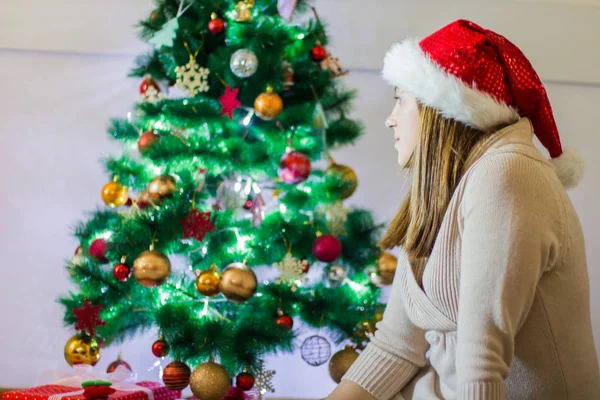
60, 0, 390, 396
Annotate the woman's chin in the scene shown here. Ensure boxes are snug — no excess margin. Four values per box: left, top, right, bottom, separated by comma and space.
397, 155, 409, 168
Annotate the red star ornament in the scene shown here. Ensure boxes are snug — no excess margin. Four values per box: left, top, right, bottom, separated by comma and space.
72, 299, 106, 337
219, 85, 241, 120
181, 209, 215, 241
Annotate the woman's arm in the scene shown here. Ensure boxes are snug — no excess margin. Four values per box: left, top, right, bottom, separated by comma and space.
328, 250, 430, 400
327, 380, 377, 400
455, 154, 563, 400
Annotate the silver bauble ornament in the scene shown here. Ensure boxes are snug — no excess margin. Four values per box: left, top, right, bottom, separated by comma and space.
326, 265, 347, 287
216, 177, 255, 210
230, 49, 259, 78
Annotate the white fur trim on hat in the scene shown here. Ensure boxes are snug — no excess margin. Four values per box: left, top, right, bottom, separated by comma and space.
382, 39, 520, 131
549, 148, 585, 189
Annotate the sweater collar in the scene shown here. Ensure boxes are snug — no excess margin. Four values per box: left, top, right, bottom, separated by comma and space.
464, 117, 547, 171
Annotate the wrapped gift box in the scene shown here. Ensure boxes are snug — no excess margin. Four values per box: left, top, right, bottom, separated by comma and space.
1, 381, 181, 400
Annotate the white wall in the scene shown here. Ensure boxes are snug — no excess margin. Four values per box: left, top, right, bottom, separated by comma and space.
0, 1, 599, 399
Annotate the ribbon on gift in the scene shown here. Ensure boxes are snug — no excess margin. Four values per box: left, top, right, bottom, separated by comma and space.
36, 365, 154, 400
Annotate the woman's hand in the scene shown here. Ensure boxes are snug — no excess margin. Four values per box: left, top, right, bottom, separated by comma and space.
326, 380, 377, 400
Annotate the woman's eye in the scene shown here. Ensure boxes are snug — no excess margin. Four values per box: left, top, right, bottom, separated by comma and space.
394, 96, 402, 102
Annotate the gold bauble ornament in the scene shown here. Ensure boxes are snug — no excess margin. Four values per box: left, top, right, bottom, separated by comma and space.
133, 249, 171, 288
64, 333, 101, 367
195, 265, 221, 297
254, 86, 283, 120
328, 345, 359, 383
234, 0, 254, 22
355, 320, 376, 340
190, 359, 231, 400
148, 175, 176, 200
219, 262, 258, 303
137, 191, 159, 208
101, 177, 129, 208
326, 162, 358, 200
375, 307, 384, 322
378, 252, 398, 285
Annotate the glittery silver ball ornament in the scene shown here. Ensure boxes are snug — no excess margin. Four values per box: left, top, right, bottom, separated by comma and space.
216, 177, 255, 210
230, 49, 259, 78
326, 265, 347, 287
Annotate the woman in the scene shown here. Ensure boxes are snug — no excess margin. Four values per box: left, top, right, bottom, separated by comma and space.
328, 20, 600, 400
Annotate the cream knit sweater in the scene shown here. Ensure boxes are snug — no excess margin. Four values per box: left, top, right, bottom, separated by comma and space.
343, 119, 600, 399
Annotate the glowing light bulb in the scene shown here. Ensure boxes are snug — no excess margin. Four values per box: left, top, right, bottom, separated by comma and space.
347, 280, 368, 293
242, 110, 255, 126
243, 179, 253, 195
297, 33, 305, 39
199, 299, 210, 317
160, 292, 170, 305
153, 120, 168, 131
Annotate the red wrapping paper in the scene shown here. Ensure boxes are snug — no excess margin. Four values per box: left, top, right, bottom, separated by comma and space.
2, 382, 181, 400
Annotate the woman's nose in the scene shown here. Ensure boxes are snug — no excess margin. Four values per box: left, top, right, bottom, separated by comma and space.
385, 117, 396, 129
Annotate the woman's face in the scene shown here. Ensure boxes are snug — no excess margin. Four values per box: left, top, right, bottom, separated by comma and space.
385, 88, 420, 168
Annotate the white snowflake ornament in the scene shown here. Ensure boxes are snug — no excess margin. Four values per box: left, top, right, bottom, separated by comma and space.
137, 85, 164, 104
174, 59, 210, 97
323, 201, 351, 236
274, 252, 309, 292
252, 360, 276, 400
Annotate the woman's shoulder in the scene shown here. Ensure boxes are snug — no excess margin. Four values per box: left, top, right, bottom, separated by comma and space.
461, 145, 559, 197
455, 147, 567, 226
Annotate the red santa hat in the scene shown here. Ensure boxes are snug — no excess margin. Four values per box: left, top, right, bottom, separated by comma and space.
382, 19, 584, 188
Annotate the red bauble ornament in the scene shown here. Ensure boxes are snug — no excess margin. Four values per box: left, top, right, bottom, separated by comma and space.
152, 338, 169, 357
276, 312, 294, 331
138, 130, 159, 154
235, 372, 255, 391
74, 245, 83, 256
312, 234, 342, 263
163, 361, 191, 391
113, 263, 131, 282
139, 76, 160, 95
302, 261, 310, 274
223, 386, 245, 400
89, 239, 108, 263
107, 356, 132, 373
278, 150, 311, 184
311, 45, 327, 62
208, 13, 225, 35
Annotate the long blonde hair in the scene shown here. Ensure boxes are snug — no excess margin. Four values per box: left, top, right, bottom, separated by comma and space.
379, 105, 496, 282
